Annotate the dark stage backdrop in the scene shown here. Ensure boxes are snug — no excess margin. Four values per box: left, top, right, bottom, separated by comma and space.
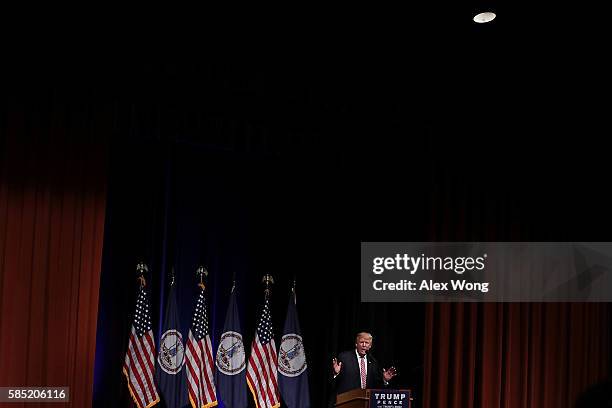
87, 70, 612, 407
92, 121, 612, 408
92, 114, 426, 407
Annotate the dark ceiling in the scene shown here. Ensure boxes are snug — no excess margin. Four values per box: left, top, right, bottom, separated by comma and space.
2, 5, 610, 165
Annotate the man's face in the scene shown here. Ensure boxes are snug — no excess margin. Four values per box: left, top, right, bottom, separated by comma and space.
355, 336, 372, 356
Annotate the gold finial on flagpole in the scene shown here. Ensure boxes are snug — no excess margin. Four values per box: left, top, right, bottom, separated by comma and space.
197, 266, 208, 290
136, 262, 148, 287
262, 274, 274, 298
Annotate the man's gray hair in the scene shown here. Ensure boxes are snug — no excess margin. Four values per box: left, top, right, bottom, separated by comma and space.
355, 332, 373, 342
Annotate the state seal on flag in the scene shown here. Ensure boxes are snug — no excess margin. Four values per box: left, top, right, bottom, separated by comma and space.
278, 334, 307, 377
216, 331, 246, 375
158, 329, 185, 374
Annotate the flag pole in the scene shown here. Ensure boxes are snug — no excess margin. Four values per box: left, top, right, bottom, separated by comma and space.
169, 266, 179, 357
186, 265, 218, 407
247, 275, 281, 407
136, 262, 148, 288
125, 262, 160, 407
197, 265, 208, 291
262, 274, 274, 299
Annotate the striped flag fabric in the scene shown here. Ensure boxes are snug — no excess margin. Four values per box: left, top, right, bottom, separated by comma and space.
185, 285, 218, 408
123, 285, 160, 408
246, 296, 280, 408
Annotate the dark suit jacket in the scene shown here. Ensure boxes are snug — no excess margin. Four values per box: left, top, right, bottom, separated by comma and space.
332, 350, 385, 395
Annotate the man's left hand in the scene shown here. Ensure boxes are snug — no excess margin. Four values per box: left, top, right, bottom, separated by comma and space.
383, 366, 397, 382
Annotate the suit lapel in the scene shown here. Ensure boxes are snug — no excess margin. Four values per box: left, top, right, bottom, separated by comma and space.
366, 358, 374, 387
350, 353, 360, 386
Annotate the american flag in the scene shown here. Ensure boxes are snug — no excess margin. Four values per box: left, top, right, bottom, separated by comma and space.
123, 286, 160, 408
185, 287, 218, 408
246, 297, 280, 408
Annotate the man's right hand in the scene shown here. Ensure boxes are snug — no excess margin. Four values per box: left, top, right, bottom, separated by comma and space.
332, 357, 342, 375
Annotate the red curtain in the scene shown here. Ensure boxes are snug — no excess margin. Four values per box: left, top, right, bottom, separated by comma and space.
0, 105, 108, 407
423, 302, 610, 408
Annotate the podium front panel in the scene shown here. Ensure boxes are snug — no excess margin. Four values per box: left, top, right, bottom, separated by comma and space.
369, 389, 411, 408
335, 389, 411, 408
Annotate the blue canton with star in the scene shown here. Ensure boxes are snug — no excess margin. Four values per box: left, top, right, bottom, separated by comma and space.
256, 298, 274, 344
191, 288, 210, 341
134, 288, 152, 337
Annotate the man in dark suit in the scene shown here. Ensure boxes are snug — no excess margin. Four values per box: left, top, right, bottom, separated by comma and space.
330, 332, 397, 403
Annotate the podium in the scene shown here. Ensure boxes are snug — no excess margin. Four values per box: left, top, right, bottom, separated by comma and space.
335, 388, 412, 408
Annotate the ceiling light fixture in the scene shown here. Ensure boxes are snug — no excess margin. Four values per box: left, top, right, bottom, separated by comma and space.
473, 11, 496, 23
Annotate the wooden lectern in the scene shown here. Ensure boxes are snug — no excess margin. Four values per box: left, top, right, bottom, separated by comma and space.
335, 388, 412, 408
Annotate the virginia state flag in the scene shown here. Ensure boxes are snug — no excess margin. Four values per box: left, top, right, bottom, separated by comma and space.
156, 283, 187, 408
278, 289, 311, 408
215, 286, 247, 408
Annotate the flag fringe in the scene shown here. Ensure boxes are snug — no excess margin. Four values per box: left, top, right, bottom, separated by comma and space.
247, 377, 280, 408
189, 394, 218, 408
122, 367, 160, 408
